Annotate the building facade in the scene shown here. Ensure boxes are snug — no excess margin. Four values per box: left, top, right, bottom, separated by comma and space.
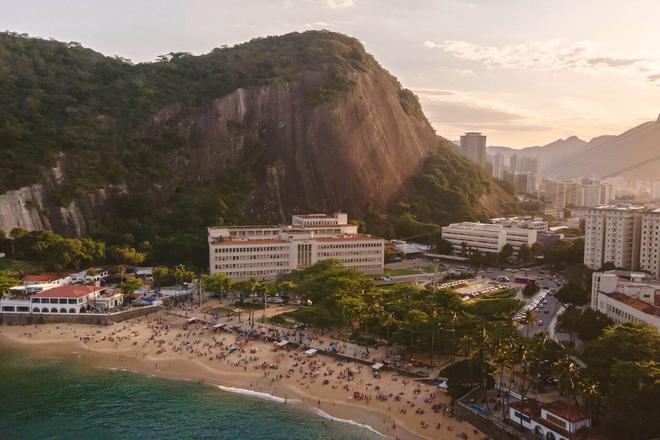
591, 271, 660, 330
584, 205, 645, 270
208, 213, 384, 281
460, 132, 487, 168
0, 285, 117, 315
441, 222, 537, 256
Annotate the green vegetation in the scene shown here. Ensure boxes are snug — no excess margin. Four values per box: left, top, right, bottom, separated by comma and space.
557, 307, 613, 341
522, 282, 540, 298
365, 139, 491, 247
0, 269, 19, 294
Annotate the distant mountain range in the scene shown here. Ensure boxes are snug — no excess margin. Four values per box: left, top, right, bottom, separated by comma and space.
487, 115, 660, 180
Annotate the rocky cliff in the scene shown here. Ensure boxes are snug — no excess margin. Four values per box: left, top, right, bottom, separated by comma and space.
0, 30, 492, 248
0, 31, 442, 234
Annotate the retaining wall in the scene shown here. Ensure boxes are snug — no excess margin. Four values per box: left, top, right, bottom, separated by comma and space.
0, 306, 161, 326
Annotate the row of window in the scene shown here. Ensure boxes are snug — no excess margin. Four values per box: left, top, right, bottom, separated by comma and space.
318, 242, 382, 249
215, 261, 289, 269
215, 246, 288, 253
31, 298, 81, 304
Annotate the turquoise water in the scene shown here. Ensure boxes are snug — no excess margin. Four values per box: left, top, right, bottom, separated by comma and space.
0, 350, 378, 440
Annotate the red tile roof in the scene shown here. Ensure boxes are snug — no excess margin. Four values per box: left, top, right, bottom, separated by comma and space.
608, 292, 660, 317
31, 285, 105, 298
543, 401, 589, 422
22, 273, 69, 282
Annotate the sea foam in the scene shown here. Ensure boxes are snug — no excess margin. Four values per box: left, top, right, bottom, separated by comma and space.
215, 385, 300, 404
312, 408, 393, 439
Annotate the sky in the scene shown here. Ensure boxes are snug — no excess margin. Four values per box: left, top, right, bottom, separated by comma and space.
2, 0, 659, 147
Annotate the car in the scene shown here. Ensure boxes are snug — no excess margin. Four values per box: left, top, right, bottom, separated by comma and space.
538, 320, 544, 325
543, 308, 549, 314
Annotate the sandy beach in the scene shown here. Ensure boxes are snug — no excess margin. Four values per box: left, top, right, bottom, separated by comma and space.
0, 312, 484, 440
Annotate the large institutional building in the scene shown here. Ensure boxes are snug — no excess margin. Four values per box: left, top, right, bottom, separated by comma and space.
208, 213, 385, 281
583, 205, 660, 278
591, 270, 660, 331
441, 222, 537, 256
460, 132, 487, 168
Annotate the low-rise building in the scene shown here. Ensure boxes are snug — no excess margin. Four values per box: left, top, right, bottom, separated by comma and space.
21, 272, 72, 286
441, 222, 537, 256
208, 213, 384, 281
508, 399, 594, 440
591, 270, 660, 330
1, 285, 124, 314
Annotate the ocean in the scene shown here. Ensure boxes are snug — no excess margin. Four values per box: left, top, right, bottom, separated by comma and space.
0, 349, 380, 440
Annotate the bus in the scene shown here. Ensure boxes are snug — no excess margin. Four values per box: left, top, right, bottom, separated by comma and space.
515, 276, 536, 285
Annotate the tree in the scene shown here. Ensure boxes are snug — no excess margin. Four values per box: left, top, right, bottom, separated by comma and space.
117, 278, 143, 303
520, 309, 538, 339
517, 243, 531, 264
558, 307, 613, 341
603, 360, 660, 440
0, 269, 19, 296
202, 273, 231, 297
499, 244, 514, 263
522, 282, 540, 298
109, 246, 146, 267
152, 266, 169, 291
530, 242, 543, 259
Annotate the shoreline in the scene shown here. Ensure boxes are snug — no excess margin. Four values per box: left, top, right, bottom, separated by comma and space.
0, 315, 483, 440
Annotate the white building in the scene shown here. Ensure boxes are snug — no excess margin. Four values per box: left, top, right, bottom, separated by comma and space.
208, 213, 384, 281
21, 272, 72, 286
0, 285, 121, 314
584, 204, 645, 270
591, 271, 660, 330
639, 209, 660, 279
508, 399, 593, 440
441, 222, 537, 256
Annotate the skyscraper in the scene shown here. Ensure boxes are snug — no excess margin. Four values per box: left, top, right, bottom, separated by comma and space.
492, 153, 504, 179
460, 132, 487, 168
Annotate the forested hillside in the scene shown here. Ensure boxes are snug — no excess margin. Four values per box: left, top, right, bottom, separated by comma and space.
0, 31, 497, 268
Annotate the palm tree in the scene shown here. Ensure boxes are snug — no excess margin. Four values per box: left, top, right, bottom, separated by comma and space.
555, 356, 582, 407
521, 309, 538, 339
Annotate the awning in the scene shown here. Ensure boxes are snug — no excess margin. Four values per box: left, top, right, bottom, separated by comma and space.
304, 348, 318, 356
212, 323, 225, 329
371, 362, 384, 370
276, 340, 289, 347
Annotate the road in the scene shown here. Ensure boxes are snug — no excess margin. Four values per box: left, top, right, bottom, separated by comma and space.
518, 293, 562, 338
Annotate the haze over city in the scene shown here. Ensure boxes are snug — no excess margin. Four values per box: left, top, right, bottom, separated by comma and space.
1, 3, 660, 440
2, 0, 660, 146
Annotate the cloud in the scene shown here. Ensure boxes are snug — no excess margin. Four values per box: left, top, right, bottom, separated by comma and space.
323, 0, 353, 8
423, 39, 660, 83
411, 89, 454, 96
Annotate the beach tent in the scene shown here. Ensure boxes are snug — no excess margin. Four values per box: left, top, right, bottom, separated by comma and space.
276, 340, 289, 347
304, 348, 318, 356
371, 362, 384, 370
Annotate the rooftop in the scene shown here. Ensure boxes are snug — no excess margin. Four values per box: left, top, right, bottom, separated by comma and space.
607, 292, 660, 317
22, 272, 69, 282
31, 285, 105, 299
315, 234, 382, 242
543, 400, 589, 422
210, 238, 288, 246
